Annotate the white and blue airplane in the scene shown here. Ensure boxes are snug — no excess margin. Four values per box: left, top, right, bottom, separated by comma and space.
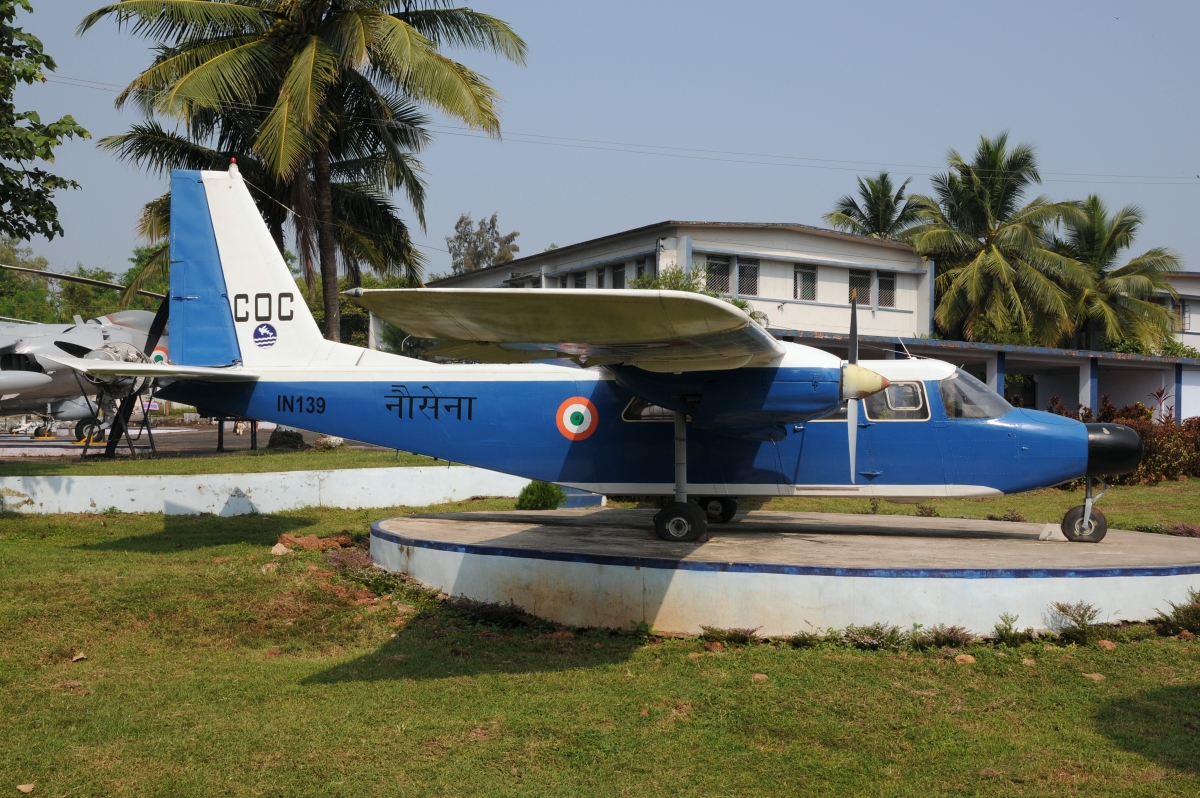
48, 164, 1143, 542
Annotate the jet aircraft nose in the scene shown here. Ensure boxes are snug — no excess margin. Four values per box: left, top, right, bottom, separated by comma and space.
1085, 423, 1143, 476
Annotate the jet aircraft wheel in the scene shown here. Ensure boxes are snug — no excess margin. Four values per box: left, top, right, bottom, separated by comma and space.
654, 501, 707, 542
1061, 506, 1107, 543
75, 419, 105, 443
699, 497, 738, 523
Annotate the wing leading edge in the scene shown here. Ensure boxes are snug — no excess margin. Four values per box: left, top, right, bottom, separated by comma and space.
347, 288, 785, 372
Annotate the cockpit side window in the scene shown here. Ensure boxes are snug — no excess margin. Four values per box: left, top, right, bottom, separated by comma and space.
937, 368, 1012, 419
864, 381, 929, 421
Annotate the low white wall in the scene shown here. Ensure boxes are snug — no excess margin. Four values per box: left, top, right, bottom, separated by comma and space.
0, 466, 529, 516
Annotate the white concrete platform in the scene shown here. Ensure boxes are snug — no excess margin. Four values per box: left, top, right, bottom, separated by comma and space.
370, 508, 1200, 635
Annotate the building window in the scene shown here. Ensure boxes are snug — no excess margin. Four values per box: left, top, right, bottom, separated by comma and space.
559, 275, 568, 288
878, 272, 895, 308
706, 255, 731, 293
794, 264, 816, 301
738, 257, 759, 297
597, 268, 606, 289
613, 265, 625, 289
635, 256, 654, 280
849, 269, 871, 305
573, 272, 587, 289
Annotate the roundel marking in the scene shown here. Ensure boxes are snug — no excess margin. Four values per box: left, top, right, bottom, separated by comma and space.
253, 323, 277, 349
556, 396, 599, 441
152, 345, 168, 364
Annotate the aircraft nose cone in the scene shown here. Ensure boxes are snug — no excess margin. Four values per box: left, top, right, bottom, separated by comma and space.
1085, 423, 1143, 476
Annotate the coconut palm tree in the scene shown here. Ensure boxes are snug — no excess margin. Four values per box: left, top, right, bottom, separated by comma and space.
823, 172, 920, 241
1045, 195, 1181, 350
907, 132, 1087, 346
80, 0, 526, 340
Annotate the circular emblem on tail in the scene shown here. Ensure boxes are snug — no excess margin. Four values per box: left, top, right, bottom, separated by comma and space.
253, 323, 277, 348
556, 396, 598, 441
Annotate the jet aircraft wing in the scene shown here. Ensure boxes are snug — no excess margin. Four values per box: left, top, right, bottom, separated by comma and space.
41, 355, 259, 382
348, 288, 786, 372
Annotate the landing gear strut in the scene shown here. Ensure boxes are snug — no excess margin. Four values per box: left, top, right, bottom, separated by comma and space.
654, 411, 707, 542
1061, 476, 1108, 543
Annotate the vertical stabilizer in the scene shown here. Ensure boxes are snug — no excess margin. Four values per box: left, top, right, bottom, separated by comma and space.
198, 164, 326, 368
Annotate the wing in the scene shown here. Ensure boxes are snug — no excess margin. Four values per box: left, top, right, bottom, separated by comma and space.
42, 355, 259, 382
347, 288, 785, 372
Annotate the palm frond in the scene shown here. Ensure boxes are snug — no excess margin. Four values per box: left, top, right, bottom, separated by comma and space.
79, 0, 272, 39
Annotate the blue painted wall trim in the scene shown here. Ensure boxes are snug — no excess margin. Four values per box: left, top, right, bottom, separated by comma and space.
1089, 356, 1099, 411
371, 523, 1200, 580
1177, 363, 1184, 422
995, 351, 1006, 397
169, 170, 241, 366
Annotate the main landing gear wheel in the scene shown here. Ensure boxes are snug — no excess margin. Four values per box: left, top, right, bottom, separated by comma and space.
654, 501, 707, 542
699, 497, 738, 523
75, 419, 105, 443
1062, 505, 1107, 543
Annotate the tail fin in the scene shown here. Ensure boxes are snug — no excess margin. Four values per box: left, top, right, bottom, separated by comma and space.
169, 164, 324, 367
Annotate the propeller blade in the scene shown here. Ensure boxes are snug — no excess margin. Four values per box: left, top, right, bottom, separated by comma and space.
847, 397, 858, 483
848, 295, 858, 365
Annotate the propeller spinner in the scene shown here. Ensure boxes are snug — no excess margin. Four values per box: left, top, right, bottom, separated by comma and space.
842, 296, 889, 482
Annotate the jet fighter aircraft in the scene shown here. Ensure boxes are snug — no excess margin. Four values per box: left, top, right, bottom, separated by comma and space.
47, 164, 1143, 541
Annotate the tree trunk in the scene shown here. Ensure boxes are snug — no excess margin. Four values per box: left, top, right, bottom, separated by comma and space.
314, 143, 339, 342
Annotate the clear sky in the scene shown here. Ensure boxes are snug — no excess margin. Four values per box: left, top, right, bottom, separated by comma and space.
18, 1, 1200, 278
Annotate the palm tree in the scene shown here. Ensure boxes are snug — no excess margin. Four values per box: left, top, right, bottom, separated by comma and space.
823, 172, 920, 240
80, 1, 526, 340
907, 132, 1086, 346
1046, 195, 1181, 350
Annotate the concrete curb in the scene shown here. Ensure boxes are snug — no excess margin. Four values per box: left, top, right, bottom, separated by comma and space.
0, 466, 530, 516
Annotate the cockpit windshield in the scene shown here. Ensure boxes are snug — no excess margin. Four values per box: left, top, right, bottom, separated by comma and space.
937, 368, 1012, 419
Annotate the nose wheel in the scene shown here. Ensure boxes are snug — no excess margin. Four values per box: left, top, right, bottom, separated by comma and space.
1061, 476, 1108, 543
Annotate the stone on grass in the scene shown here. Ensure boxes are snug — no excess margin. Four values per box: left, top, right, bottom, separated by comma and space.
1082, 672, 1106, 681
267, 427, 308, 450
269, 543, 291, 556
71, 653, 86, 663
1021, 658, 1036, 666
16, 786, 33, 794
752, 673, 769, 681
313, 434, 345, 450
955, 654, 976, 664
278, 533, 348, 551
550, 630, 575, 641
704, 641, 723, 653
1177, 630, 1196, 642
1097, 640, 1117, 651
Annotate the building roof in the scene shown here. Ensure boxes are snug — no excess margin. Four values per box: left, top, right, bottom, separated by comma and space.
429, 220, 917, 286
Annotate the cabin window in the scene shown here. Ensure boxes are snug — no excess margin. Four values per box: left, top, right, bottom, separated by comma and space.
878, 272, 896, 308
938, 368, 1013, 419
622, 397, 681, 422
849, 270, 871, 305
706, 256, 730, 293
613, 265, 626, 289
738, 257, 759, 296
865, 382, 929, 421
573, 272, 587, 289
794, 265, 816, 301
596, 268, 606, 289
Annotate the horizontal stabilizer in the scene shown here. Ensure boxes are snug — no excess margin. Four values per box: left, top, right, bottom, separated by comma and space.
43, 355, 259, 382
348, 288, 785, 371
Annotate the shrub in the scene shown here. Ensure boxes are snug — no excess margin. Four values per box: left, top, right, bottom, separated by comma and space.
914, 502, 939, 518
786, 630, 824, 649
993, 612, 1035, 647
700, 626, 762, 646
987, 509, 1028, 523
1154, 588, 1200, 635
1049, 601, 1102, 645
515, 480, 566, 510
911, 624, 976, 650
842, 623, 908, 651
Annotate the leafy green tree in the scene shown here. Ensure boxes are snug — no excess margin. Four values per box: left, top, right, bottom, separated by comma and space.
0, 235, 51, 320
630, 265, 769, 325
56, 265, 120, 320
823, 172, 919, 241
907, 132, 1086, 346
81, 0, 526, 342
446, 212, 519, 274
1045, 195, 1182, 351
0, 1, 89, 241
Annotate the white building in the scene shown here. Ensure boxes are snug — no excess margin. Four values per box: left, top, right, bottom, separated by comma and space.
429, 222, 1200, 421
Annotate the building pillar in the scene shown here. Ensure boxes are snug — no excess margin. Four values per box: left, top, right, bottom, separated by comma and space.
1078, 357, 1098, 413
1176, 363, 1184, 422
986, 352, 1005, 395
679, 235, 693, 274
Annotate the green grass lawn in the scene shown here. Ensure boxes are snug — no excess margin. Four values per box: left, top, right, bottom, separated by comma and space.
0, 447, 448, 478
3, 502, 1200, 796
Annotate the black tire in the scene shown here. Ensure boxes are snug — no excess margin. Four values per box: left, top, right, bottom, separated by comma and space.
654, 501, 707, 542
699, 497, 738, 523
74, 420, 105, 442
32, 425, 48, 438
1061, 505, 1107, 543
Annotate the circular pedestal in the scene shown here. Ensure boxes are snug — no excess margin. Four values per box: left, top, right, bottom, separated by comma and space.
370, 509, 1200, 636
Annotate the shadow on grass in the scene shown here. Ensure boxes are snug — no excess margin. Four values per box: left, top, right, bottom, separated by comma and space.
302, 607, 643, 684
75, 513, 320, 554
1096, 684, 1200, 774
